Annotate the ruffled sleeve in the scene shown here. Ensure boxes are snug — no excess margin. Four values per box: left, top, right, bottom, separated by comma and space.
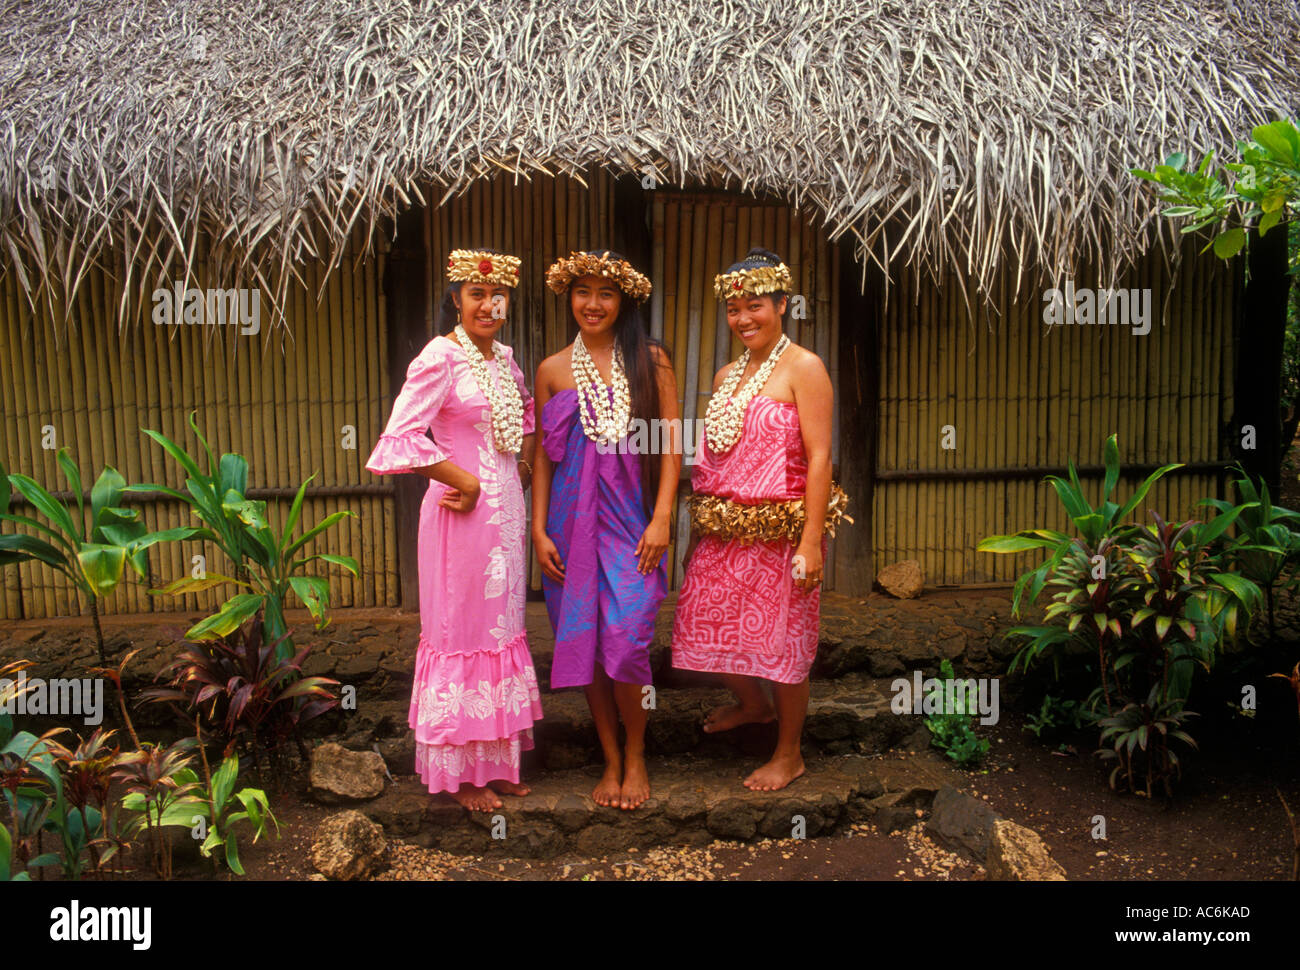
504, 345, 536, 437
365, 339, 452, 475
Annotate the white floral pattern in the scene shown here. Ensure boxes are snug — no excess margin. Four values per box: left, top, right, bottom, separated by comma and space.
483, 546, 507, 599
415, 671, 542, 727
415, 729, 534, 778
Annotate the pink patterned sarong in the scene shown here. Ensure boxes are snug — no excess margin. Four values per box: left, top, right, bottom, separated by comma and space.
671, 394, 823, 684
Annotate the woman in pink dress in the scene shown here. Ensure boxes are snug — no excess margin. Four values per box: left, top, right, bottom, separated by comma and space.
672, 248, 849, 792
364, 249, 543, 813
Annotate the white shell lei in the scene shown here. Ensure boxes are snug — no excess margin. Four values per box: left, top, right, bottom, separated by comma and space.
704, 332, 792, 454
571, 334, 632, 445
453, 325, 524, 454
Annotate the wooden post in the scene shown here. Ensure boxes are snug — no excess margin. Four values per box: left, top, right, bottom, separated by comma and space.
383, 205, 430, 612
1232, 221, 1291, 495
835, 237, 881, 594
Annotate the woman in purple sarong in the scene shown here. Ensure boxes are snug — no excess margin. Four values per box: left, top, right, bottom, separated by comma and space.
531, 250, 680, 810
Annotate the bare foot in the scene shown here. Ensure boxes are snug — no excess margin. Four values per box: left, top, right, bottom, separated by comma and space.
449, 784, 503, 812
592, 764, 623, 807
619, 754, 650, 810
487, 779, 531, 797
703, 702, 776, 734
743, 752, 805, 792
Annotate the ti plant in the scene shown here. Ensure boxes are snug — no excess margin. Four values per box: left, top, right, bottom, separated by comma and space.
0, 661, 62, 879
141, 613, 339, 771
979, 434, 1264, 797
1197, 461, 1300, 638
126, 410, 359, 662
1096, 684, 1200, 799
0, 449, 200, 664
113, 738, 202, 881
190, 747, 278, 876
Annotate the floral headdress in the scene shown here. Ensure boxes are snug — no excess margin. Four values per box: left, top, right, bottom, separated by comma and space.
545, 250, 652, 303
446, 249, 521, 287
714, 251, 793, 300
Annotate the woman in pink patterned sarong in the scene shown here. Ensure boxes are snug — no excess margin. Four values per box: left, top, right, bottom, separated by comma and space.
672, 248, 844, 792
364, 249, 543, 813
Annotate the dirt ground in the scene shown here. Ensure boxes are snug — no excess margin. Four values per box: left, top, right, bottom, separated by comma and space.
92, 691, 1290, 882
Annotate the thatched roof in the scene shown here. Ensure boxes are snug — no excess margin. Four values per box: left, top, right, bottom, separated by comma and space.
1, 0, 1297, 333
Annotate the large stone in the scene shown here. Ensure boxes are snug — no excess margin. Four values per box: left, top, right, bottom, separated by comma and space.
553, 794, 592, 833
925, 786, 998, 861
363, 787, 427, 837
870, 792, 921, 833
986, 819, 1067, 881
309, 742, 388, 804
760, 798, 826, 839
706, 798, 760, 840
311, 811, 389, 881
876, 560, 924, 599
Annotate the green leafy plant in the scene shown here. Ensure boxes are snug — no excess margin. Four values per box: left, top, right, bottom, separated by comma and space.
979, 434, 1264, 797
1023, 693, 1086, 743
126, 411, 358, 662
924, 659, 990, 767
0, 821, 25, 881
1131, 116, 1299, 261
141, 613, 339, 771
191, 748, 278, 876
0, 450, 199, 664
1197, 462, 1300, 637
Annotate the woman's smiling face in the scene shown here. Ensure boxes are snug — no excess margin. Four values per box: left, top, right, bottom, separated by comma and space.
725, 292, 787, 348
571, 274, 622, 337
456, 282, 511, 339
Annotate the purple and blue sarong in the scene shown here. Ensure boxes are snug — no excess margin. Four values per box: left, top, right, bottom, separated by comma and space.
541, 387, 667, 688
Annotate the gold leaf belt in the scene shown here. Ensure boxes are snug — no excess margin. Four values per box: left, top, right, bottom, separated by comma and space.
688, 482, 853, 544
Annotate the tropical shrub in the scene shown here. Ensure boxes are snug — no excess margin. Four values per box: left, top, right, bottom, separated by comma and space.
979, 434, 1265, 797
0, 450, 199, 663
141, 613, 339, 770
127, 410, 358, 663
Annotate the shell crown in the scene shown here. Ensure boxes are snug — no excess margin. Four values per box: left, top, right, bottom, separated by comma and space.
447, 249, 521, 287
546, 250, 652, 303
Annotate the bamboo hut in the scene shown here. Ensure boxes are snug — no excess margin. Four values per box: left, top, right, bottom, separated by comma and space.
1, 0, 1297, 619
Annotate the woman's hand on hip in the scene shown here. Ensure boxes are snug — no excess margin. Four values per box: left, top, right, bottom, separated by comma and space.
438, 477, 481, 512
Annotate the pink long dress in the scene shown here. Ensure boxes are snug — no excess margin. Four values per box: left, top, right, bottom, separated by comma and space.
671, 394, 825, 684
365, 334, 543, 794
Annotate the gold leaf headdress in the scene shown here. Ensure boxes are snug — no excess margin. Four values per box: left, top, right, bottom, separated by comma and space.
714, 261, 794, 300
446, 249, 521, 287
545, 251, 652, 303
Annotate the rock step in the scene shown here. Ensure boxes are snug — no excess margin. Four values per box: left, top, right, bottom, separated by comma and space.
361, 753, 932, 859
335, 673, 930, 774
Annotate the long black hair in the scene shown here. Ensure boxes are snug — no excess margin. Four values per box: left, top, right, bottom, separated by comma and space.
567, 250, 672, 520
723, 246, 791, 326
435, 247, 513, 335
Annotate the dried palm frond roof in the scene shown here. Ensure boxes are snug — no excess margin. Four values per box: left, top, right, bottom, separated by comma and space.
0, 0, 1297, 334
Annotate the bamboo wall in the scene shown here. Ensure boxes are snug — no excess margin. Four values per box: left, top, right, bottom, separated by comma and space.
0, 226, 392, 620
872, 233, 1236, 585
